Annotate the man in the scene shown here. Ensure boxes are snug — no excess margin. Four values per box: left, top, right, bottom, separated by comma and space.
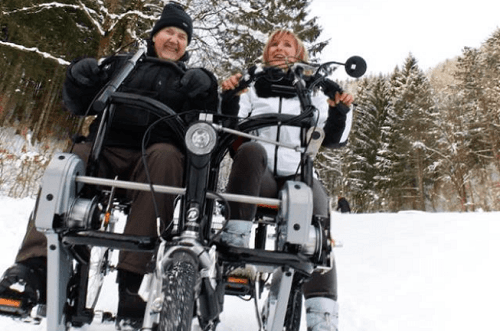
337, 197, 351, 213
0, 2, 218, 328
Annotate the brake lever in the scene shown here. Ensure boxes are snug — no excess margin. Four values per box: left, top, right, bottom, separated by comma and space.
223, 64, 265, 99
93, 41, 148, 112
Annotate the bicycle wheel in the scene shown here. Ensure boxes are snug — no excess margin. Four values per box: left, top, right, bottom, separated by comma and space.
86, 246, 110, 309
283, 276, 302, 331
158, 250, 199, 331
262, 270, 303, 331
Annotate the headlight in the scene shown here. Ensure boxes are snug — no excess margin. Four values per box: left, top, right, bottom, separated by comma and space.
185, 122, 217, 155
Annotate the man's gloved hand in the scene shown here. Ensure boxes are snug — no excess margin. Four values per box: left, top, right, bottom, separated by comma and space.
180, 69, 212, 98
70, 58, 108, 87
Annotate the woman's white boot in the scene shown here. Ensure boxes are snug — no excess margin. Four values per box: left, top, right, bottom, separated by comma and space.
220, 220, 255, 279
220, 220, 252, 247
305, 297, 339, 331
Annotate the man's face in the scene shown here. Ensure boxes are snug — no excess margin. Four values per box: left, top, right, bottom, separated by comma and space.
153, 26, 188, 61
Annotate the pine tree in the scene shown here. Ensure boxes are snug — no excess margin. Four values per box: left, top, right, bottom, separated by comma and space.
474, 29, 500, 174
432, 85, 477, 210
366, 76, 392, 211
0, 0, 99, 141
379, 67, 410, 210
451, 29, 500, 209
339, 76, 391, 212
383, 55, 437, 211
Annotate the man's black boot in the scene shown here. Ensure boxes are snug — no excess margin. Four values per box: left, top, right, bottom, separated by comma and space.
0, 257, 47, 318
115, 269, 146, 330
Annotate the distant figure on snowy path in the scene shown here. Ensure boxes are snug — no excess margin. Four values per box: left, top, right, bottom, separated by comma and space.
337, 197, 351, 213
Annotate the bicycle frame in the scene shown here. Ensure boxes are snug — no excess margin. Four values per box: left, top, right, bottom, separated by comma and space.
33, 44, 365, 331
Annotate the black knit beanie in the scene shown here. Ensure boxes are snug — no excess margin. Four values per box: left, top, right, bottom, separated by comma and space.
150, 2, 193, 44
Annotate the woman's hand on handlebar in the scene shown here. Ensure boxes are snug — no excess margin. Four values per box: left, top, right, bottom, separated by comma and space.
327, 92, 354, 108
221, 73, 248, 96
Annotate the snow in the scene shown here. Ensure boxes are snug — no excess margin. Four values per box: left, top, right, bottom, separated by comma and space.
1, 196, 499, 330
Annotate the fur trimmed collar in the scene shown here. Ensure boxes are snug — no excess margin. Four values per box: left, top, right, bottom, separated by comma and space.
253, 67, 297, 99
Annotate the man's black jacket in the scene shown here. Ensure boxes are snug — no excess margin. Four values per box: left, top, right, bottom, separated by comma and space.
63, 42, 219, 150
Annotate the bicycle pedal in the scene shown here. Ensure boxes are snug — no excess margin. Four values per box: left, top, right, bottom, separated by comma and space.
0, 295, 30, 317
224, 275, 254, 296
93, 310, 115, 324
0, 299, 45, 324
115, 316, 143, 331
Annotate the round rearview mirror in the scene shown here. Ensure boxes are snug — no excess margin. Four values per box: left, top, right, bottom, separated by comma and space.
344, 56, 367, 78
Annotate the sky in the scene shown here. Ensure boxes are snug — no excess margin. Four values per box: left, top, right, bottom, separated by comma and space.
1, 196, 500, 331
309, 0, 500, 79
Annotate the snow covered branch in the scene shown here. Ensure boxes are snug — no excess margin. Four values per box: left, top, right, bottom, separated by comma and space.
0, 40, 70, 65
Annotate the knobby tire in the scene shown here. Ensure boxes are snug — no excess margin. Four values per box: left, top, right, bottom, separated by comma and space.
158, 250, 199, 331
283, 276, 303, 331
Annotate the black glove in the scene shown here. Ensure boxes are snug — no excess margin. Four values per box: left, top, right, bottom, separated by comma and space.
319, 78, 350, 115
319, 78, 343, 100
180, 69, 212, 98
70, 58, 108, 87
335, 102, 351, 115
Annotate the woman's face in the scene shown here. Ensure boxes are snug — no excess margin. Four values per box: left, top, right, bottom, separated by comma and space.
266, 33, 299, 69
153, 26, 188, 61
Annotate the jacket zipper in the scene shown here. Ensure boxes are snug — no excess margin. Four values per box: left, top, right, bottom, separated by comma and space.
273, 97, 282, 176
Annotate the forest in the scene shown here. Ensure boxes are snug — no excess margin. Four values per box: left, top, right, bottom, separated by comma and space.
1, 0, 499, 212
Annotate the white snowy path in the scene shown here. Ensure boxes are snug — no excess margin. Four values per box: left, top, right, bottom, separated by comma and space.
1, 196, 499, 330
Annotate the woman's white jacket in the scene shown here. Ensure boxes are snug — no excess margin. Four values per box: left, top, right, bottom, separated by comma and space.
237, 84, 352, 177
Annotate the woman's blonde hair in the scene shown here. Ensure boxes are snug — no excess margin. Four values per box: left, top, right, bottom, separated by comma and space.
262, 29, 309, 66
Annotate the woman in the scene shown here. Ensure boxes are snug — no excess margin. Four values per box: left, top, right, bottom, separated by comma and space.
220, 30, 353, 331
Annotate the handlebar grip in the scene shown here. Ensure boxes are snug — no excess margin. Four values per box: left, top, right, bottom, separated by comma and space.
93, 85, 116, 112
223, 72, 254, 99
223, 65, 266, 99
318, 79, 343, 99
223, 83, 248, 99
93, 45, 147, 113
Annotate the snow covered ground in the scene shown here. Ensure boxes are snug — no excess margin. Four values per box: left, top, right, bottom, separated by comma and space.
1, 196, 499, 331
